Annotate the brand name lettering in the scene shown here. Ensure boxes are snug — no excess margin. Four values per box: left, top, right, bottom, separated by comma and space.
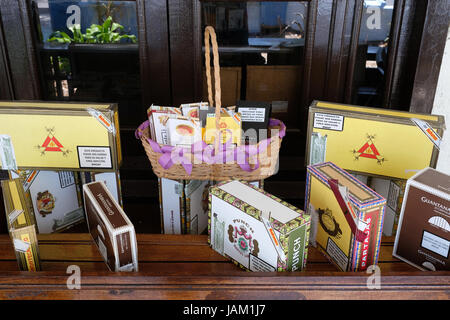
97, 193, 115, 216
360, 217, 372, 269
22, 236, 36, 271
421, 197, 450, 213
291, 236, 302, 271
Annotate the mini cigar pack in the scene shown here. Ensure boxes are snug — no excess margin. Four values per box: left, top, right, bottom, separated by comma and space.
369, 178, 406, 236
11, 170, 85, 234
393, 168, 450, 271
209, 180, 310, 272
181, 102, 208, 119
158, 178, 185, 234
10, 225, 41, 271
305, 162, 386, 271
184, 180, 211, 234
150, 109, 182, 144
236, 101, 271, 144
0, 101, 122, 171
83, 181, 138, 272
167, 117, 202, 148
1, 179, 41, 271
80, 171, 123, 207
205, 110, 242, 146
306, 100, 445, 180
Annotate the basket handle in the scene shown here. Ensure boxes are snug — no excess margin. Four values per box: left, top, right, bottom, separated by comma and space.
204, 26, 221, 154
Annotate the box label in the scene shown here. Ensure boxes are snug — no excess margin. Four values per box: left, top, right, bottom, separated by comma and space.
287, 224, 307, 271
77, 146, 112, 169
421, 231, 449, 258
238, 107, 266, 123
326, 237, 348, 271
313, 113, 344, 131
249, 253, 276, 272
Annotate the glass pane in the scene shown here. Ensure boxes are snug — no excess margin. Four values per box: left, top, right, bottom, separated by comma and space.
201, 1, 308, 127
352, 0, 394, 107
33, 0, 141, 127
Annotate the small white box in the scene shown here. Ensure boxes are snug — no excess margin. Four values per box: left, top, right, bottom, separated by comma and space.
158, 178, 185, 234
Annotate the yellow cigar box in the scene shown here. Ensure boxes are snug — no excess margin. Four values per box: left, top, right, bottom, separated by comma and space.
306, 101, 445, 180
2, 178, 41, 271
0, 101, 122, 171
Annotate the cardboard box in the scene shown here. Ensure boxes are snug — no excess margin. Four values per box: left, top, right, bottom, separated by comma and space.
80, 171, 123, 207
369, 178, 406, 236
209, 180, 310, 272
158, 178, 185, 234
202, 67, 242, 108
1, 178, 41, 271
393, 167, 449, 271
305, 162, 386, 271
16, 170, 84, 234
0, 101, 122, 171
83, 181, 138, 272
306, 100, 445, 180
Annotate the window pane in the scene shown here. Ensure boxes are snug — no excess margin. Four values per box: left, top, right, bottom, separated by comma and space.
352, 0, 394, 107
201, 1, 308, 127
34, 0, 142, 127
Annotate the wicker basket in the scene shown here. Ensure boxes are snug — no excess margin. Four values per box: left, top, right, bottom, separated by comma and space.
135, 26, 285, 181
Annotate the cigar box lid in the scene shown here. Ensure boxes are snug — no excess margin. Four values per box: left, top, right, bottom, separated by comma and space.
311, 100, 445, 127
308, 162, 385, 207
212, 180, 308, 226
84, 181, 131, 230
0, 100, 116, 112
409, 167, 450, 197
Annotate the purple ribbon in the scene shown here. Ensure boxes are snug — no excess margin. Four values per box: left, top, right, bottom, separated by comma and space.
135, 119, 286, 176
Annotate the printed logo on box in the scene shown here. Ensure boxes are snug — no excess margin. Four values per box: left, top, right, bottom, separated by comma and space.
36, 127, 71, 156
352, 134, 386, 165
227, 218, 259, 259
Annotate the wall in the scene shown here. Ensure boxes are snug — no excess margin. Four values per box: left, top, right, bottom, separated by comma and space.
432, 26, 450, 174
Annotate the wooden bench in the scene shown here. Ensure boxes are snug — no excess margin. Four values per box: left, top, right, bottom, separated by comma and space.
0, 234, 449, 300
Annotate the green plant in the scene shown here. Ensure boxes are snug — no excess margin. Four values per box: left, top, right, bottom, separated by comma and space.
48, 16, 137, 44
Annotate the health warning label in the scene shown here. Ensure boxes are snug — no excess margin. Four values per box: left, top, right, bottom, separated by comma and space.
313, 113, 344, 131
77, 146, 112, 169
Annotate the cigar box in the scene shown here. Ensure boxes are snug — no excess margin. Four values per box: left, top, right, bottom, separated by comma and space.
393, 168, 449, 271
1, 178, 36, 231
158, 178, 185, 234
80, 171, 123, 207
14, 170, 84, 234
0, 101, 122, 171
205, 111, 242, 146
10, 225, 41, 271
305, 162, 386, 271
180, 102, 208, 119
83, 181, 138, 272
148, 106, 182, 144
184, 180, 211, 235
306, 100, 445, 180
2, 178, 41, 271
209, 180, 310, 272
167, 117, 202, 147
369, 178, 406, 236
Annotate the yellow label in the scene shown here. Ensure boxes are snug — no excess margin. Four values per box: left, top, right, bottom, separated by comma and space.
20, 233, 36, 271
316, 101, 439, 122
0, 114, 110, 169
205, 115, 241, 145
310, 175, 352, 271
313, 117, 435, 179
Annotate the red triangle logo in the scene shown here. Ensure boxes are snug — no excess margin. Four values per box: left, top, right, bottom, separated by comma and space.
41, 136, 64, 152
357, 141, 380, 159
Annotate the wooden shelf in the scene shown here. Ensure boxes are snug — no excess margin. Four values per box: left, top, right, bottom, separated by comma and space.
0, 234, 448, 300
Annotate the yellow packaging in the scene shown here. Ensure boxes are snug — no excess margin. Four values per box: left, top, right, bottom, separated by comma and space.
306, 101, 445, 180
2, 179, 41, 271
0, 101, 122, 171
204, 111, 242, 146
